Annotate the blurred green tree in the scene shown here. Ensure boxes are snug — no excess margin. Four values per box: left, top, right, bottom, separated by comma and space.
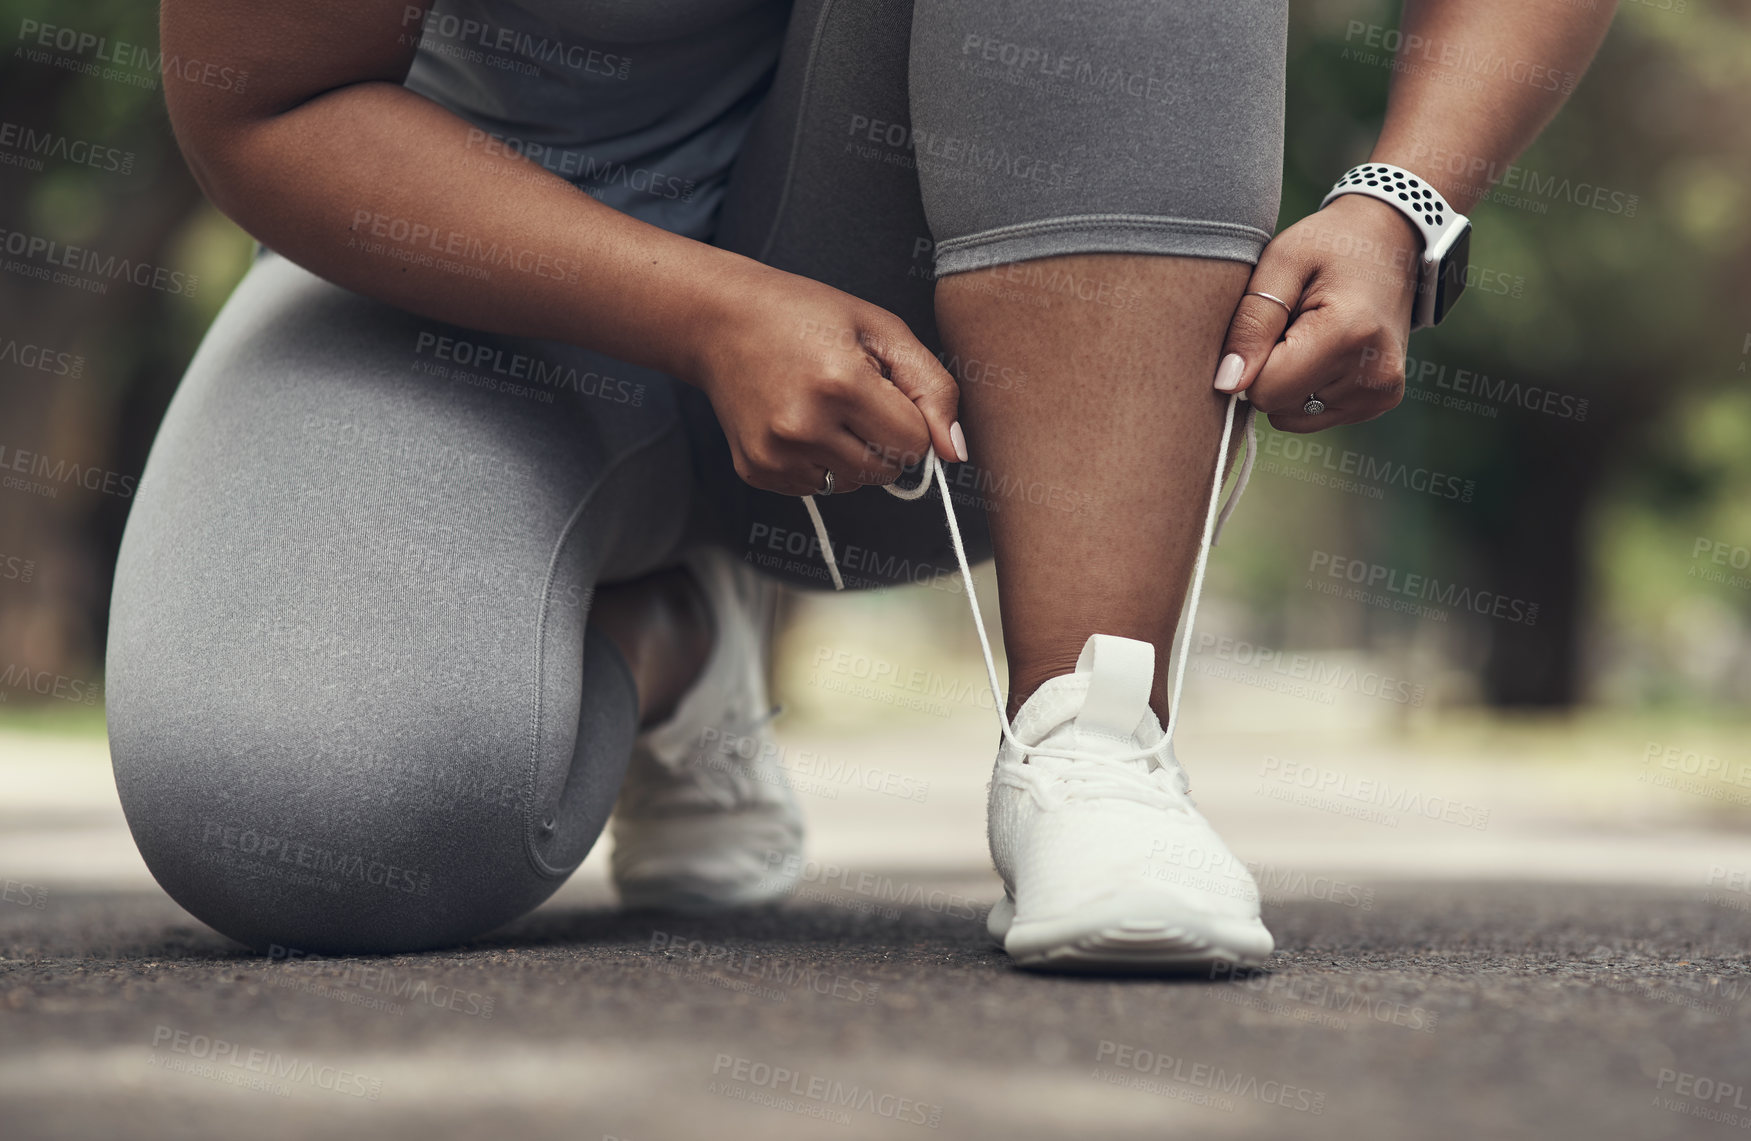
1, 0, 1747, 712
0, 0, 251, 687
1257, 0, 1751, 705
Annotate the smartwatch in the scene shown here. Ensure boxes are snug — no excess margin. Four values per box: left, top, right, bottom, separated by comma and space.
1320, 162, 1472, 330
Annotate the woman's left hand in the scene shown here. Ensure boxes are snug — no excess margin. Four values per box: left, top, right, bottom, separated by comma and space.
1212, 193, 1423, 433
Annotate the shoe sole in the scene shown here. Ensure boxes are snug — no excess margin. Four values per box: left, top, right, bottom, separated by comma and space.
617, 874, 797, 914
988, 894, 1273, 974
611, 811, 803, 912
616, 854, 803, 913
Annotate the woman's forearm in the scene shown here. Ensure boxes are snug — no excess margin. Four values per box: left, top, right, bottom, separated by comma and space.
1215, 0, 1618, 417
163, 0, 962, 493
1367, 0, 1618, 211
182, 82, 753, 385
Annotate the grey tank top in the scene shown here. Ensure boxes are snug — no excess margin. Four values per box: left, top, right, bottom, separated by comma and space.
404, 0, 792, 241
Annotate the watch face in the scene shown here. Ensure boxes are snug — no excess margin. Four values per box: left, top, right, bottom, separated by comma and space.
1432, 222, 1471, 325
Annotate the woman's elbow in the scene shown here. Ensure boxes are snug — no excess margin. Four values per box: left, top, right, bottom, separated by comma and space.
165, 106, 264, 231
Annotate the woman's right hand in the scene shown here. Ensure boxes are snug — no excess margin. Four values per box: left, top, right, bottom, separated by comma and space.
689, 265, 966, 496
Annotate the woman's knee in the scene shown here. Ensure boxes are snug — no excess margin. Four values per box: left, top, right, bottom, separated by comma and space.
110, 699, 560, 954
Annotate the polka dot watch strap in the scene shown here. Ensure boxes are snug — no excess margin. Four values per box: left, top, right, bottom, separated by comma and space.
1318, 162, 1462, 256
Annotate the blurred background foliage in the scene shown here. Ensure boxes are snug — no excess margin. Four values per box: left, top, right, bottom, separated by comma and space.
0, 0, 1747, 720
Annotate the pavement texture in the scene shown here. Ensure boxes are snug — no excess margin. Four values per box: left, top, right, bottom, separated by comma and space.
4, 879, 1751, 1141
5, 689, 1751, 1140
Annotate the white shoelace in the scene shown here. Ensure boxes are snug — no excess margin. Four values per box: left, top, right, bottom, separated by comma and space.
1006, 751, 1194, 812
801, 393, 1257, 770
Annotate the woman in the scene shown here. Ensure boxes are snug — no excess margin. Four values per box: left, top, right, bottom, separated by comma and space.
108, 0, 1612, 968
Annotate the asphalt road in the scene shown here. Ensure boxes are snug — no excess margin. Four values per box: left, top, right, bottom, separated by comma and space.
4, 873, 1749, 1141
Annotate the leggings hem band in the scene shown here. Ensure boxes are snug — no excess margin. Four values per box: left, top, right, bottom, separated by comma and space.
931, 214, 1271, 277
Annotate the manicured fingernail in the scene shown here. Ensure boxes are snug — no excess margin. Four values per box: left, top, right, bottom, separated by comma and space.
1213, 353, 1245, 392
949, 421, 969, 463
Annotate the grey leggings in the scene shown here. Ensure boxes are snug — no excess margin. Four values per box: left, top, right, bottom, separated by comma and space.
107, 0, 1286, 953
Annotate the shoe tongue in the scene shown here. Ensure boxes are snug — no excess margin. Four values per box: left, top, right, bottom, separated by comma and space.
1013, 634, 1159, 750
1071, 634, 1156, 741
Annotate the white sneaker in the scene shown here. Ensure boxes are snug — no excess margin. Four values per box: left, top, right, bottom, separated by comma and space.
986, 633, 1274, 972
609, 550, 804, 911
792, 395, 1268, 967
